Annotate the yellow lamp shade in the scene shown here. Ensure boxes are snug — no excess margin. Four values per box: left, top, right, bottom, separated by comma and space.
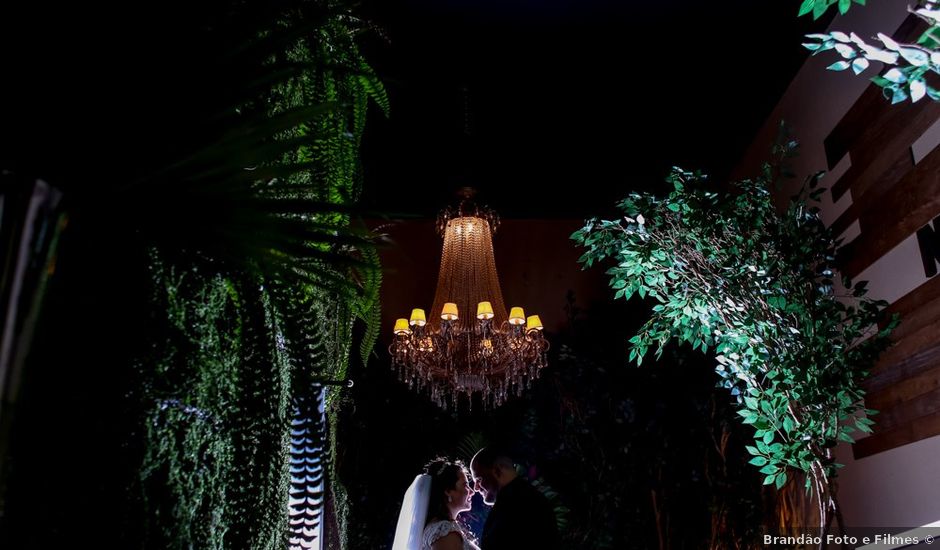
508, 307, 526, 325
476, 301, 494, 320
409, 308, 427, 327
393, 318, 411, 335
526, 315, 543, 332
441, 302, 459, 321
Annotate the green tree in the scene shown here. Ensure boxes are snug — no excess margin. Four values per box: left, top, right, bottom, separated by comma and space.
572, 138, 896, 544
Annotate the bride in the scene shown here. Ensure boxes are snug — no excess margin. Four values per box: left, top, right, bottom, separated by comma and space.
391, 457, 481, 550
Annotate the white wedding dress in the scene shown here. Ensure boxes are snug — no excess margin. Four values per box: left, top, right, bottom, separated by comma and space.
422, 520, 480, 550
391, 474, 480, 550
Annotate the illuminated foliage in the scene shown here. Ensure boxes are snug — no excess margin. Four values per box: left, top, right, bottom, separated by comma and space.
573, 137, 896, 536
135, 1, 386, 548
799, 0, 940, 103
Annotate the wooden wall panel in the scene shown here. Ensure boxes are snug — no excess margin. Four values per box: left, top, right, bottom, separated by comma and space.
858, 285, 940, 460
838, 146, 940, 278
854, 410, 940, 458
823, 15, 940, 458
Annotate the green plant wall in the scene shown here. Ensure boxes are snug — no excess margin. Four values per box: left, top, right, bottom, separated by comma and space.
135, 2, 386, 548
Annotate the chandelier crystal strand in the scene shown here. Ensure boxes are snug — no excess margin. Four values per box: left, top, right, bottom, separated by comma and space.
389, 198, 549, 411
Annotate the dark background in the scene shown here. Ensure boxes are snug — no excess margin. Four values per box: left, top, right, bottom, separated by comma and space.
0, 1, 824, 217
0, 0, 827, 547
355, 0, 824, 218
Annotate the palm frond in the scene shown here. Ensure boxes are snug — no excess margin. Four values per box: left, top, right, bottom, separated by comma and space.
455, 432, 491, 464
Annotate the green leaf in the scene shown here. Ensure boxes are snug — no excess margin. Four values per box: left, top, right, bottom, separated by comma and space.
838, 0, 851, 14
851, 57, 870, 75
891, 86, 909, 104
917, 27, 940, 49
757, 400, 774, 417
898, 47, 929, 68
883, 68, 907, 84
749, 456, 768, 466
775, 471, 788, 490
812, 0, 828, 19
911, 78, 927, 103
763, 473, 777, 485
798, 0, 815, 17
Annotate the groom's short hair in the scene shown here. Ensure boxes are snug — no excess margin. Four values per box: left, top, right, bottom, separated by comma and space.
472, 446, 514, 470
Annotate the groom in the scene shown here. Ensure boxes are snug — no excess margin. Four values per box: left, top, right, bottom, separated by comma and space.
470, 447, 559, 549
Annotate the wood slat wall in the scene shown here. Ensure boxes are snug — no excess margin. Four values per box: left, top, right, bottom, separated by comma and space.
854, 276, 940, 457
823, 19, 940, 456
837, 144, 940, 278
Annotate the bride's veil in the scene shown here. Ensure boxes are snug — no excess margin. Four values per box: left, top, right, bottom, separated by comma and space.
391, 473, 431, 550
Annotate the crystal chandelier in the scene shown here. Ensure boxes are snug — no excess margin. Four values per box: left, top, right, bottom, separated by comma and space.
389, 192, 549, 410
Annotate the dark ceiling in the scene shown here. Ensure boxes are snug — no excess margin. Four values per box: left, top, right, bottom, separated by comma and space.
0, 1, 824, 220
356, 0, 825, 218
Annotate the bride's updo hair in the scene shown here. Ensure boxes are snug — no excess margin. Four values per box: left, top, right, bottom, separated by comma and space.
423, 457, 469, 524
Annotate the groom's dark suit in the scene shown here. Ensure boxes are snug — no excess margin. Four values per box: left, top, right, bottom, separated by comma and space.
480, 477, 559, 549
